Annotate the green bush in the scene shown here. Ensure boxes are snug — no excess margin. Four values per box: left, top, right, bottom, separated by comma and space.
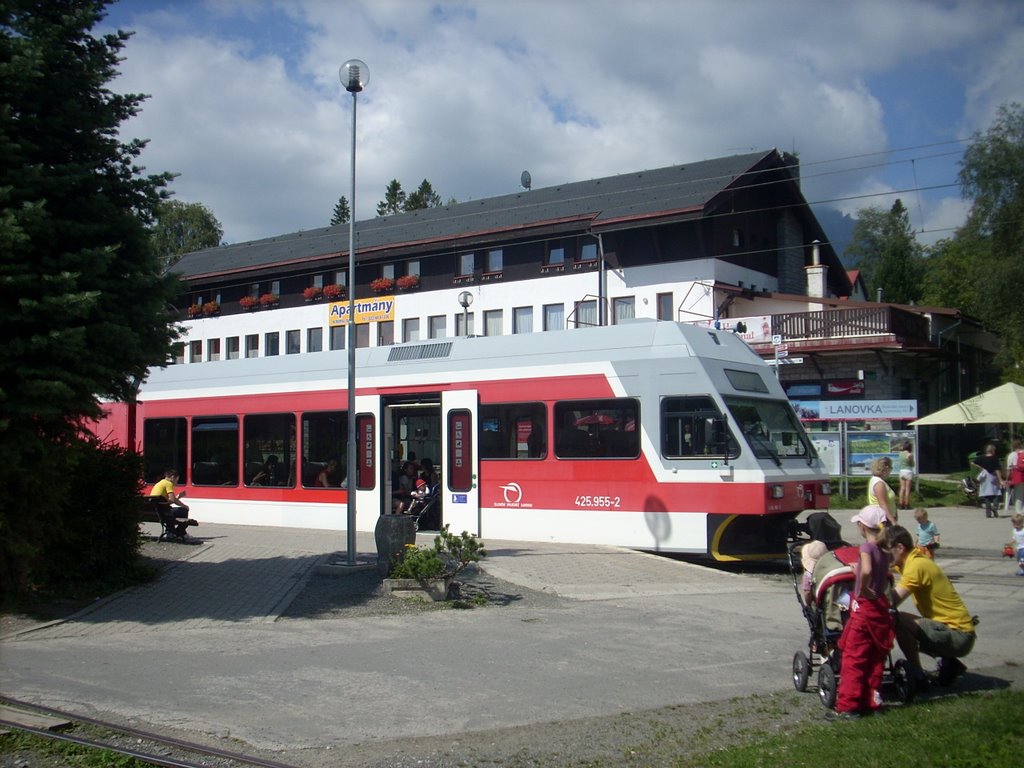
1, 433, 147, 601
389, 526, 487, 581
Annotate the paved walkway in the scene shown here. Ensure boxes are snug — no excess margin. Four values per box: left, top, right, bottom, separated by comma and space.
0, 506, 1020, 752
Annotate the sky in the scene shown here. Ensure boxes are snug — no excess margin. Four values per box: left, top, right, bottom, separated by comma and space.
100, 0, 1024, 250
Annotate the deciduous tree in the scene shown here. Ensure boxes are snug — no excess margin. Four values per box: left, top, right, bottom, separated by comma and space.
152, 199, 223, 269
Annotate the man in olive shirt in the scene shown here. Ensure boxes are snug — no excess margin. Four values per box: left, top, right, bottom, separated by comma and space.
889, 526, 976, 686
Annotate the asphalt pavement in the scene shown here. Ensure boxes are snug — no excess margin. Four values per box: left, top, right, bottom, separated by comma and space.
0, 505, 1021, 753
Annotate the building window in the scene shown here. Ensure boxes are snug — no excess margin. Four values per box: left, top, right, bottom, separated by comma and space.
270, 280, 280, 296
580, 241, 598, 262
458, 252, 475, 277
286, 329, 301, 355
313, 274, 324, 289
189, 340, 202, 363
330, 326, 345, 350
612, 297, 635, 325
732, 228, 744, 248
382, 263, 396, 280
226, 337, 240, 359
248, 283, 259, 298
207, 338, 221, 361
483, 309, 502, 337
657, 292, 673, 321
456, 311, 475, 337
543, 303, 564, 331
245, 334, 259, 358
428, 315, 447, 339
545, 242, 566, 266
406, 259, 420, 277
403, 317, 420, 342
378, 321, 394, 346
573, 300, 597, 328
307, 327, 323, 353
265, 332, 280, 357
513, 306, 533, 334
356, 324, 370, 348
334, 270, 347, 287
484, 249, 503, 274
172, 343, 185, 365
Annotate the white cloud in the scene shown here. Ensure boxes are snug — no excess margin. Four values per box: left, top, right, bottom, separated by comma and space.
104, 0, 1024, 244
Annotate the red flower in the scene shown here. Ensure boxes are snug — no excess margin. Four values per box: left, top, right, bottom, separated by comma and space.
371, 277, 395, 292
239, 295, 258, 309
323, 283, 344, 299
397, 274, 420, 290
303, 286, 323, 300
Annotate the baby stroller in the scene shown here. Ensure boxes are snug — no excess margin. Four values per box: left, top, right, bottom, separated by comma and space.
788, 513, 916, 709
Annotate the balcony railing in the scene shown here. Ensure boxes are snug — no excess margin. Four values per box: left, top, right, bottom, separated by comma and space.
770, 306, 931, 346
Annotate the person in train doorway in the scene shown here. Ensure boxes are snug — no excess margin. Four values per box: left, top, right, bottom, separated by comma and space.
149, 469, 199, 539
888, 525, 977, 688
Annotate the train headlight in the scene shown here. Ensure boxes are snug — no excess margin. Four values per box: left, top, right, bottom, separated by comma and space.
769, 484, 785, 499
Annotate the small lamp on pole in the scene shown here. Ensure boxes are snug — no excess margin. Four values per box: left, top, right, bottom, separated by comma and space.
458, 290, 473, 337
341, 58, 368, 565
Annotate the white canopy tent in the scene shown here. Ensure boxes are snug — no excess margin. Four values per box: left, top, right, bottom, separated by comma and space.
911, 383, 1024, 429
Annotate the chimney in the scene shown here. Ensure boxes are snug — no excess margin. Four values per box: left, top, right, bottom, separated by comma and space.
805, 240, 828, 298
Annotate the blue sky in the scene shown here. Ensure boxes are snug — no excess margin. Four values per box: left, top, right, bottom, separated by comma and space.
101, 0, 1024, 249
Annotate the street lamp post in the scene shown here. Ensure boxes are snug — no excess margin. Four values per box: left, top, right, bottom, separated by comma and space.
341, 59, 368, 565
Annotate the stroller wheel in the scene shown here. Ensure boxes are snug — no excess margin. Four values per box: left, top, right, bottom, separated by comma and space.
818, 663, 838, 709
792, 652, 811, 692
892, 659, 916, 704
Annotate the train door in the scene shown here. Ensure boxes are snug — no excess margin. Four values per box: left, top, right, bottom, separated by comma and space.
382, 399, 442, 524
442, 389, 480, 535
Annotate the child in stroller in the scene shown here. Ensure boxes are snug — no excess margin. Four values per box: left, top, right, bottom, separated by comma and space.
788, 513, 916, 709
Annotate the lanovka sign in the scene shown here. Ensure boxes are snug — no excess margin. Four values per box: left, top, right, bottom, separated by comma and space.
328, 296, 396, 326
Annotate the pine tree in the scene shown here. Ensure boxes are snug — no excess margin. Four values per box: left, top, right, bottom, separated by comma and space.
376, 180, 406, 216
330, 195, 350, 226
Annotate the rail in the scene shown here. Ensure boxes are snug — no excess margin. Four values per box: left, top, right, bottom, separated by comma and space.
770, 306, 931, 345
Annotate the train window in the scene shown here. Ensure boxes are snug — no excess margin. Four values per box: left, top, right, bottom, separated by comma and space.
142, 418, 187, 484
243, 414, 295, 488
724, 368, 769, 394
301, 411, 348, 488
724, 396, 812, 462
479, 403, 546, 459
191, 416, 239, 486
554, 399, 639, 459
661, 396, 737, 459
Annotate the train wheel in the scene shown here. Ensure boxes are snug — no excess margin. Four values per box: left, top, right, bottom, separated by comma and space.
792, 652, 810, 692
817, 663, 838, 709
893, 659, 916, 704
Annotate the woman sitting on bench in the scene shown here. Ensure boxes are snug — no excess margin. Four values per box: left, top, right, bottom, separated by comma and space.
150, 469, 199, 539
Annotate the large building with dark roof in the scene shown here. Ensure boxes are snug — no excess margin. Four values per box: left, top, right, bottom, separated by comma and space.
170, 149, 999, 471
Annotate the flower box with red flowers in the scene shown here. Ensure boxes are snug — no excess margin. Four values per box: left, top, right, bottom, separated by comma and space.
202, 301, 220, 316
239, 295, 258, 310
303, 286, 323, 301
259, 293, 279, 308
396, 274, 420, 290
371, 277, 395, 293
322, 283, 344, 300
187, 303, 203, 318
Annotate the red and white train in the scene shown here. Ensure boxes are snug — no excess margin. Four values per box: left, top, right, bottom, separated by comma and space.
96, 319, 831, 559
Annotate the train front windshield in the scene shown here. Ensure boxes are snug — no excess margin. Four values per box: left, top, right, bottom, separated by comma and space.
724, 396, 815, 464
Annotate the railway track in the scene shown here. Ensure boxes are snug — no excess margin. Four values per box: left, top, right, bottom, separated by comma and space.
0, 696, 299, 768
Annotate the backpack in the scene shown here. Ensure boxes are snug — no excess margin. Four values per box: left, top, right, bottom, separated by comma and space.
1011, 451, 1024, 486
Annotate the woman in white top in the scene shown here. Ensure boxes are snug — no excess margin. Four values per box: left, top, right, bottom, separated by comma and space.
866, 456, 897, 524
898, 441, 915, 510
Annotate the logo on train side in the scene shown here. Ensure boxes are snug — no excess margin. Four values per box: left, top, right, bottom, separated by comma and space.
500, 482, 523, 504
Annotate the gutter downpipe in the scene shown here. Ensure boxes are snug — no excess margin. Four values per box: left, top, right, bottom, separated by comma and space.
596, 233, 606, 326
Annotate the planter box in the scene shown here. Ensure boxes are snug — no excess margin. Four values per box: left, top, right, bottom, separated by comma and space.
383, 578, 451, 602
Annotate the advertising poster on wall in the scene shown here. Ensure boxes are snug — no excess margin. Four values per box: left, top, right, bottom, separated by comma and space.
809, 431, 842, 475
847, 430, 914, 476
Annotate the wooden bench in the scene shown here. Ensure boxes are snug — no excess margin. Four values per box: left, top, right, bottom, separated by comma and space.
138, 496, 193, 542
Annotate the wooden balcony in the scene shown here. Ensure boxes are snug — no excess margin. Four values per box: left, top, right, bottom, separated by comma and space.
760, 306, 932, 351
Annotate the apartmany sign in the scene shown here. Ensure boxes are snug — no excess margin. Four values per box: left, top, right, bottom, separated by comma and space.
328, 296, 396, 326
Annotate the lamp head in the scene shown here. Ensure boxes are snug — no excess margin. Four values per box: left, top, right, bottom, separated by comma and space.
458, 290, 474, 309
340, 59, 369, 93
